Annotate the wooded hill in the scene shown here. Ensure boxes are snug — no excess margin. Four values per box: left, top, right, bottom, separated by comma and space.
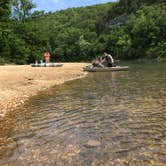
0, 0, 165, 64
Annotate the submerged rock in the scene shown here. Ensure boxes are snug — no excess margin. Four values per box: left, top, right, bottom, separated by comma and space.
86, 140, 101, 147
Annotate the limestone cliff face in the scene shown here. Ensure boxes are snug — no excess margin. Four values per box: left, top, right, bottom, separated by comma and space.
106, 13, 129, 29
103, 0, 165, 30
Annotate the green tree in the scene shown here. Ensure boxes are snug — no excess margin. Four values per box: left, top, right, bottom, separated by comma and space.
0, 0, 11, 21
12, 0, 36, 22
0, 0, 11, 64
107, 4, 166, 59
1, 0, 166, 64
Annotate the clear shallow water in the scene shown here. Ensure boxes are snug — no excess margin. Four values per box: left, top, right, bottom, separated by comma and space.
0, 62, 166, 165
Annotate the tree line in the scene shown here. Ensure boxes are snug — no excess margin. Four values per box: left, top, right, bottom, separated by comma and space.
0, 0, 165, 64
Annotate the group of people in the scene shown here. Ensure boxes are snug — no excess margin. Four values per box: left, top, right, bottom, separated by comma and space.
43, 51, 115, 67
92, 52, 115, 68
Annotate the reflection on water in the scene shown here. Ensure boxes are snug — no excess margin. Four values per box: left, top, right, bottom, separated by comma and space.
0, 62, 166, 165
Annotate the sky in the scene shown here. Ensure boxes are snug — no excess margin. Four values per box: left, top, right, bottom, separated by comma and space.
34, 0, 116, 12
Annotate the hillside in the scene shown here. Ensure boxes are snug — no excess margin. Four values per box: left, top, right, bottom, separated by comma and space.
103, 0, 166, 59
25, 2, 115, 62
0, 0, 165, 64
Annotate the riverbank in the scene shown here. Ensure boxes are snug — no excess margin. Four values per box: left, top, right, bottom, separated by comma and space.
0, 63, 88, 117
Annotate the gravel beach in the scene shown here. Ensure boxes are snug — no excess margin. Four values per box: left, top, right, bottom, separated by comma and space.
0, 63, 88, 117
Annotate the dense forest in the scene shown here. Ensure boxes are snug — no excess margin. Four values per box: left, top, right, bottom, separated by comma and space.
0, 0, 165, 64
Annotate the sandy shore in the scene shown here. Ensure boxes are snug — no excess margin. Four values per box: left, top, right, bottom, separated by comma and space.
0, 63, 88, 117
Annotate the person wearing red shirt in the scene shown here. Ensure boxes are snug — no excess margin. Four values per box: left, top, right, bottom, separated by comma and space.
44, 51, 50, 63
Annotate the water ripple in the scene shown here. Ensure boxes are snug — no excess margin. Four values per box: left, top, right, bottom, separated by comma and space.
0, 62, 166, 165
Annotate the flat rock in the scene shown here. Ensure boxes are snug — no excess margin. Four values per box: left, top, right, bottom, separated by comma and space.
86, 140, 101, 147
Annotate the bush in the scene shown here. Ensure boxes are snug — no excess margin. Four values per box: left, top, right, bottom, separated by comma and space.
0, 57, 5, 65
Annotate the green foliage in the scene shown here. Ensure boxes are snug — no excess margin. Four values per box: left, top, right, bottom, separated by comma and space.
0, 57, 5, 65
27, 3, 112, 62
0, 0, 11, 21
0, 0, 165, 64
12, 0, 36, 22
107, 4, 166, 59
146, 41, 166, 59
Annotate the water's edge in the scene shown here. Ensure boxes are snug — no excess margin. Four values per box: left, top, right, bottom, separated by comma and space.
0, 71, 88, 119
0, 62, 165, 165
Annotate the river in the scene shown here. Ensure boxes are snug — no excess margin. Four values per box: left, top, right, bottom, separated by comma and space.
0, 61, 166, 165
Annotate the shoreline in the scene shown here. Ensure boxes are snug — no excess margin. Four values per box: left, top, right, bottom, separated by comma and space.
0, 63, 88, 117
